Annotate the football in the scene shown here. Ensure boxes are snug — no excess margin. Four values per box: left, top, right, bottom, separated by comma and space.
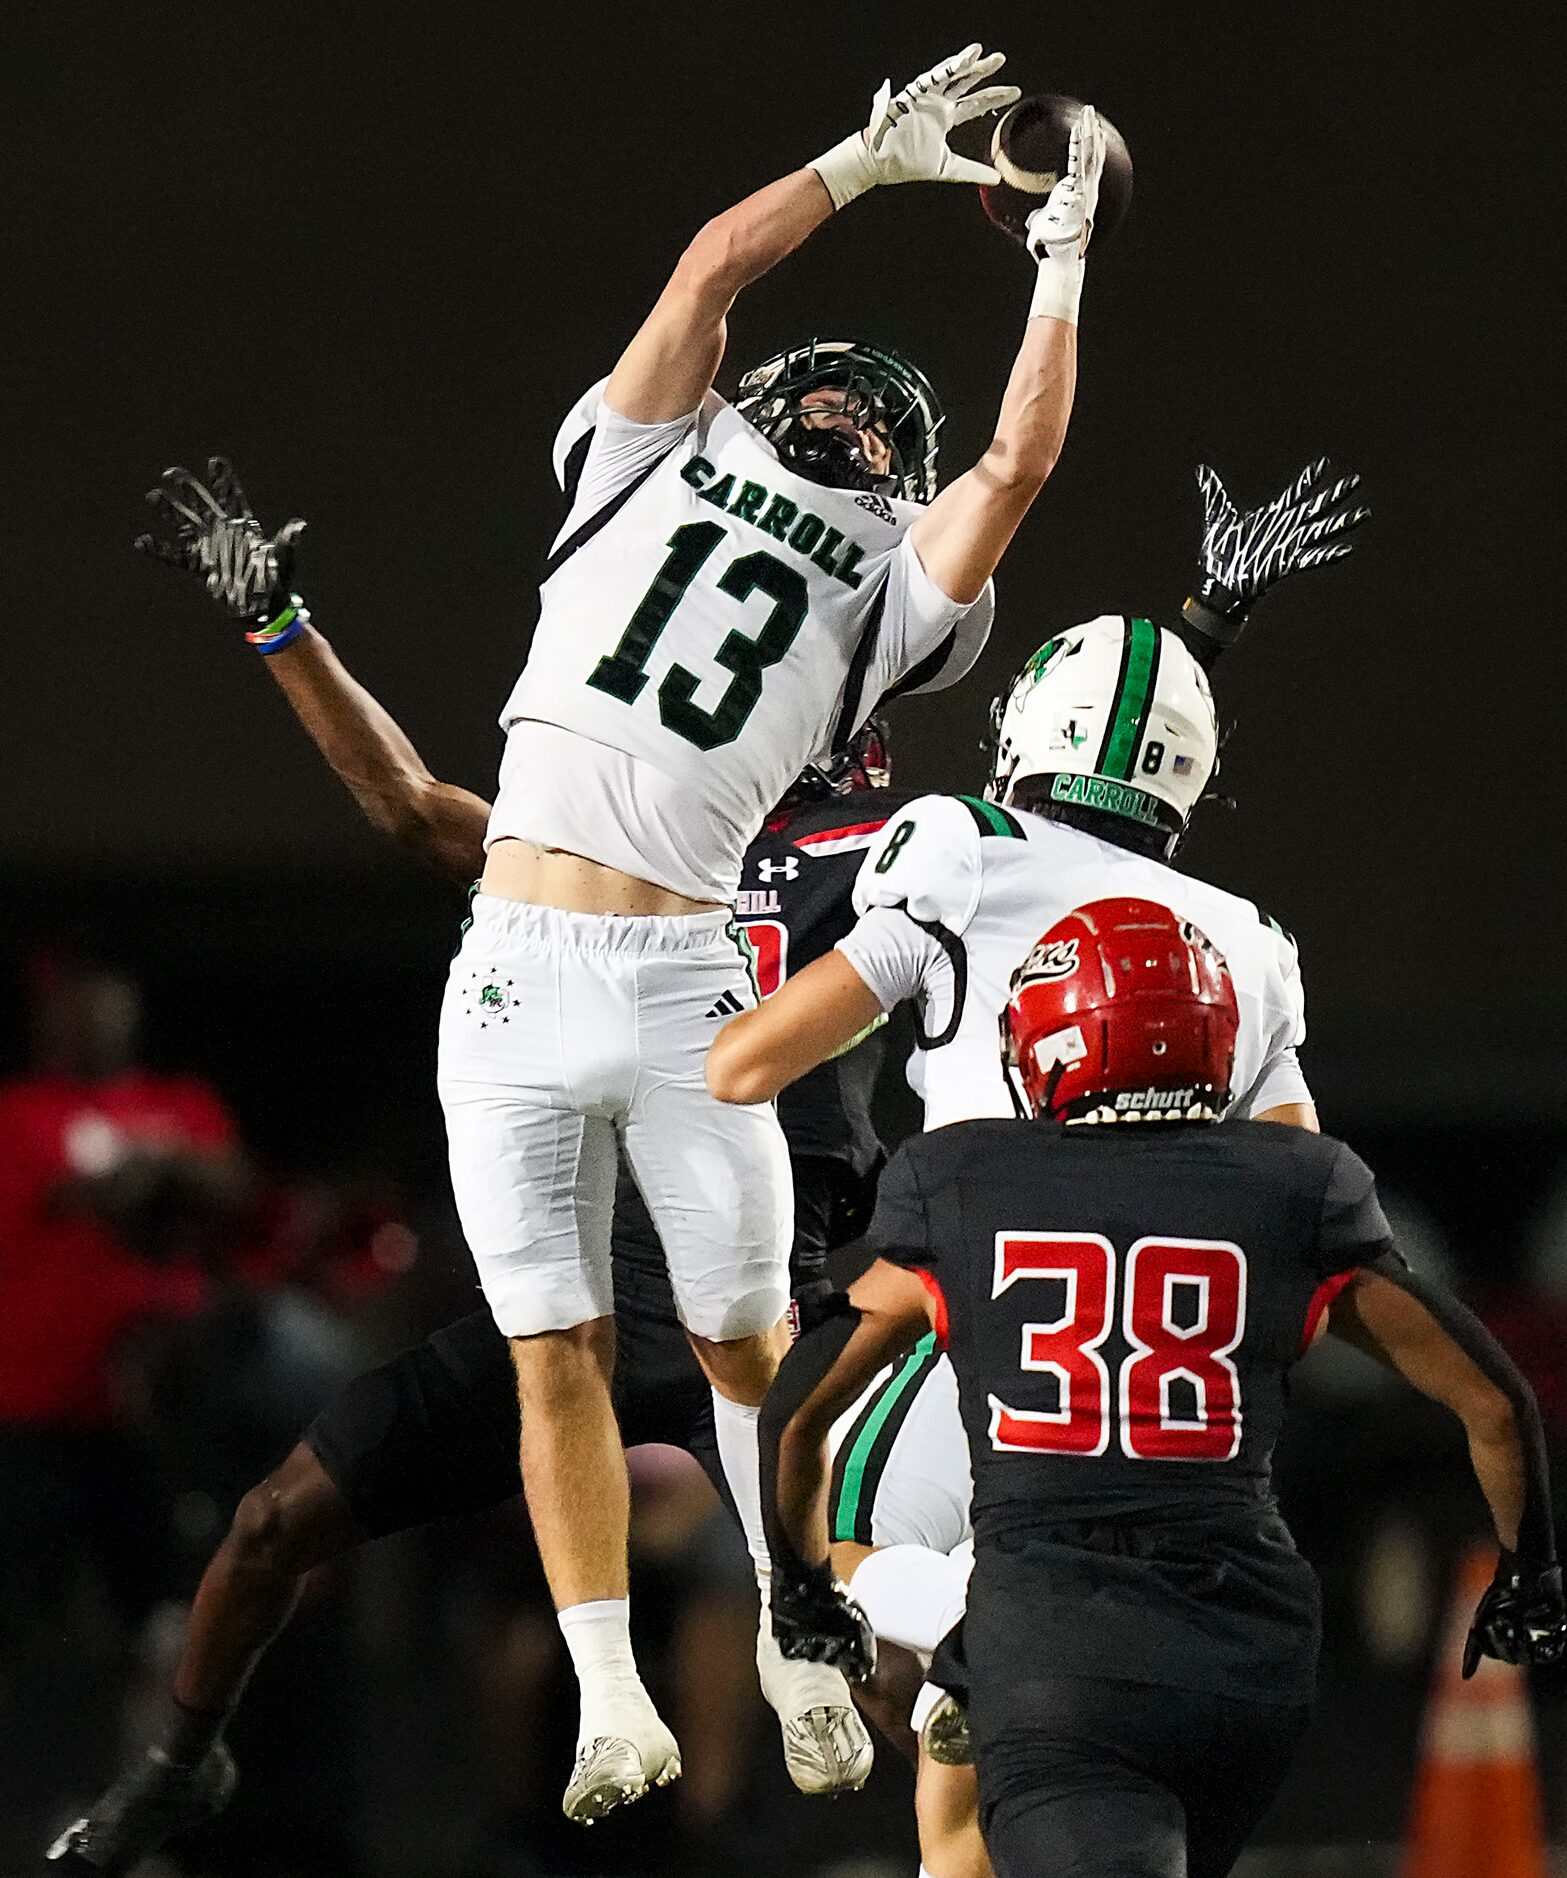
978, 93, 1134, 248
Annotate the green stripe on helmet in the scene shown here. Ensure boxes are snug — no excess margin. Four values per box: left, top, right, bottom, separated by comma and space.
1099, 617, 1161, 781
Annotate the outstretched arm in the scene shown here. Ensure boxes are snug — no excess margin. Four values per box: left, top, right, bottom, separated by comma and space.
708, 950, 883, 1105
759, 1263, 936, 1676
608, 171, 830, 426
135, 459, 490, 885
908, 106, 1103, 605
607, 46, 1016, 424
1176, 457, 1370, 670
1328, 1262, 1547, 1557
605, 172, 834, 425
1327, 1257, 1566, 1674
261, 625, 490, 884
763, 1264, 936, 1569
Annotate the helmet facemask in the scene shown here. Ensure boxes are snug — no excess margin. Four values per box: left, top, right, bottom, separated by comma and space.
735, 340, 944, 504
767, 716, 892, 821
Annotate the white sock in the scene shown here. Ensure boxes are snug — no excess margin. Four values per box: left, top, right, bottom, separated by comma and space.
557, 1599, 645, 1729
711, 1391, 770, 1580
847, 1544, 972, 1658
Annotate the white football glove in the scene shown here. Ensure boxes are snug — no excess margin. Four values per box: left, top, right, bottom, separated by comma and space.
1025, 105, 1106, 326
812, 44, 1020, 210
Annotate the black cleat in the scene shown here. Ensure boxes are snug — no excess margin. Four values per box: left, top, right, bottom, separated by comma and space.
46, 1743, 237, 1874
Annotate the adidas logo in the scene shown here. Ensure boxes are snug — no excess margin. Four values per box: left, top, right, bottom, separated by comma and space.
855, 491, 897, 524
706, 990, 746, 1019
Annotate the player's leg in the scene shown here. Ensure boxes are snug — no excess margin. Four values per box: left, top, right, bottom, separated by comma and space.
46, 1445, 350, 1874
49, 1313, 525, 1874
915, 1751, 993, 1878
684, 1314, 878, 1793
623, 923, 871, 1795
440, 908, 679, 1819
851, 1640, 926, 1768
1177, 1696, 1309, 1878
972, 1678, 1189, 1878
511, 1314, 624, 1605
979, 1750, 1184, 1878
174, 1444, 362, 1720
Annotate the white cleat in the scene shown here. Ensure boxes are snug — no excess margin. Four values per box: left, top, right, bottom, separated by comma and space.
562, 1713, 681, 1825
756, 1607, 875, 1796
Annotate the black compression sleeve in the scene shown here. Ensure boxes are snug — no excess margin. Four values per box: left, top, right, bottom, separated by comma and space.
758, 1293, 863, 1577
1365, 1250, 1557, 1563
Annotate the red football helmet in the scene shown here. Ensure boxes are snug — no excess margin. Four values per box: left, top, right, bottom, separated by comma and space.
1000, 898, 1240, 1124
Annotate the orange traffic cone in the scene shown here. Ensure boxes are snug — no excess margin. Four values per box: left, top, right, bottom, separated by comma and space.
1402, 1544, 1548, 1878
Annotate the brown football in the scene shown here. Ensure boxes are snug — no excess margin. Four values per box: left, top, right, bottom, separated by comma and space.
978, 93, 1133, 248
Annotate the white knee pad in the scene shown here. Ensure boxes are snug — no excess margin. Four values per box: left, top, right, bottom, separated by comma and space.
847, 1542, 974, 1659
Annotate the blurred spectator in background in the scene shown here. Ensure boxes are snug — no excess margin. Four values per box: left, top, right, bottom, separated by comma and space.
0, 949, 250, 1649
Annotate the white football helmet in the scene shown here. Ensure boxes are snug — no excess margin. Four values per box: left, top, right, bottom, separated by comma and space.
986, 616, 1218, 854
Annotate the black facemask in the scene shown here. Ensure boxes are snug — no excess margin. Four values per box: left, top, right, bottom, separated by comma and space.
772, 421, 898, 497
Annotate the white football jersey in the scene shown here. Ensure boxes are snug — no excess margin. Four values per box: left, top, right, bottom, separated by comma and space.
489, 381, 994, 901
837, 794, 1311, 1130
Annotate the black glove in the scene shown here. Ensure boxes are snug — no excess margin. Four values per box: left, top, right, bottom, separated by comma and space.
1182, 457, 1368, 649
770, 1558, 877, 1683
135, 458, 306, 626
1463, 1552, 1567, 1678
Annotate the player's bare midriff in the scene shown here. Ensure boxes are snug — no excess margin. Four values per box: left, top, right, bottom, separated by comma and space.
482, 835, 723, 918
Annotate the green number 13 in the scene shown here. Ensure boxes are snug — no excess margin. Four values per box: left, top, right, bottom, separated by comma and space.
587, 522, 810, 752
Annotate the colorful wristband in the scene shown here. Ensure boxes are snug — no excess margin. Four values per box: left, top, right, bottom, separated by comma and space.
245, 597, 310, 654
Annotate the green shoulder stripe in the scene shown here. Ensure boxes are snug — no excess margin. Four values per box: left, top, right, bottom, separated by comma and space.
955, 795, 1025, 840
1263, 912, 1297, 950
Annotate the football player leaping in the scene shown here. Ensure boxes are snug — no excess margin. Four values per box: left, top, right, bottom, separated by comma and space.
56, 469, 912, 1873
436, 47, 1106, 1817
708, 458, 1367, 1873
135, 45, 1108, 1818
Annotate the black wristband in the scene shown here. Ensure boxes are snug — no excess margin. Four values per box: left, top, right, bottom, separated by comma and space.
1180, 589, 1249, 647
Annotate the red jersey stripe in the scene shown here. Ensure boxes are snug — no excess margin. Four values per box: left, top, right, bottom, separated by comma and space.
793, 818, 889, 851
910, 1265, 951, 1350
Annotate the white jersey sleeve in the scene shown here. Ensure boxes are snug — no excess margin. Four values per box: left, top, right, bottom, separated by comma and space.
872, 537, 995, 702
836, 795, 986, 1021
549, 378, 706, 546
1233, 922, 1312, 1118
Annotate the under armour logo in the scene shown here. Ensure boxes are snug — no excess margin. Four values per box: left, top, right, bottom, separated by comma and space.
706, 990, 746, 1019
757, 856, 800, 883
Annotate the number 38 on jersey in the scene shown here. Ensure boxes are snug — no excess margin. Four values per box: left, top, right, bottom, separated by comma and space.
989, 1233, 1248, 1463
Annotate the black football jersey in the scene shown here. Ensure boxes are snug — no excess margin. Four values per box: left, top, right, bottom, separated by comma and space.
612, 789, 913, 1284
749, 789, 915, 1174
873, 1118, 1392, 1703
870, 1118, 1392, 1532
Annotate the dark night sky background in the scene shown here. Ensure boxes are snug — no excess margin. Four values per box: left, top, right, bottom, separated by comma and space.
1, 2, 1561, 1127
